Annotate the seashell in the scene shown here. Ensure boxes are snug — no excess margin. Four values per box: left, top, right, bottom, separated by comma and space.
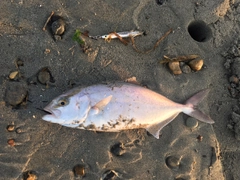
73, 164, 85, 177
9, 71, 19, 79
189, 59, 203, 71
166, 156, 181, 169
168, 61, 182, 75
185, 117, 198, 129
7, 125, 15, 132
51, 18, 65, 35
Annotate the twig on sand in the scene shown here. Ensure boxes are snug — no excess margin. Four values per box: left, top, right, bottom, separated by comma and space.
43, 11, 54, 31
159, 54, 199, 64
130, 28, 172, 54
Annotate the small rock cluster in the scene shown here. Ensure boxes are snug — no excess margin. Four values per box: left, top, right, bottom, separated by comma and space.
223, 38, 240, 98
168, 59, 204, 75
227, 112, 240, 141
160, 55, 204, 75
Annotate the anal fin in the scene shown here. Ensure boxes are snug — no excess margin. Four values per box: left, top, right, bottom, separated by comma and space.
146, 113, 179, 139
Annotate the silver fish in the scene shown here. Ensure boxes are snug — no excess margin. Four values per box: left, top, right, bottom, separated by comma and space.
42, 83, 214, 139
89, 31, 143, 40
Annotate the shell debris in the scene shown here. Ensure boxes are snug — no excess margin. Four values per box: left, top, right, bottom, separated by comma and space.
160, 54, 204, 74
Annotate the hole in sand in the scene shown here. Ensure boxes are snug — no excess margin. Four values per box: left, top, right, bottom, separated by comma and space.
188, 20, 212, 42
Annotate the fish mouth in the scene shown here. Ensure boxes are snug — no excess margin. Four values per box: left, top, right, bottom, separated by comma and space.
42, 107, 61, 122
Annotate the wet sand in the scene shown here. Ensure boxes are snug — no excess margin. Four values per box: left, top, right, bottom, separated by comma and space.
0, 0, 239, 179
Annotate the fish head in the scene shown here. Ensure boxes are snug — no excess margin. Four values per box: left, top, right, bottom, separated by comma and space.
42, 93, 89, 126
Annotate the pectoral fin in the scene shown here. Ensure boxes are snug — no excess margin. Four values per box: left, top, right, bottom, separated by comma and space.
92, 95, 112, 114
146, 113, 179, 139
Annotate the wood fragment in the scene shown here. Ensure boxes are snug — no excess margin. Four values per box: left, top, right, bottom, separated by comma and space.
43, 11, 54, 31
130, 28, 173, 54
159, 54, 199, 64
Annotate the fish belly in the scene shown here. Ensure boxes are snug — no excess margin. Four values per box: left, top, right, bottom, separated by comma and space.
81, 83, 184, 131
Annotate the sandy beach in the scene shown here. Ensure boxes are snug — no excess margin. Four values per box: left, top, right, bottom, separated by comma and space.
0, 0, 239, 179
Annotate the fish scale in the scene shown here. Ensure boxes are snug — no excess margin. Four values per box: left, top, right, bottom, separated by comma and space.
42, 82, 214, 139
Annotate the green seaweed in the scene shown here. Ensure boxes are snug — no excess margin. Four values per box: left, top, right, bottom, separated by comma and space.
72, 30, 85, 45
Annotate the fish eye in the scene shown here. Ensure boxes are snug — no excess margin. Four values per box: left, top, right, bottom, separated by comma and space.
60, 101, 66, 106
58, 98, 69, 106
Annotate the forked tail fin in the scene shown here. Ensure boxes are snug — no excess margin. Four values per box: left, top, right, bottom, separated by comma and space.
183, 89, 215, 124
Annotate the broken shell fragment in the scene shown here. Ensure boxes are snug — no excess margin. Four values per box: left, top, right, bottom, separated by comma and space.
189, 59, 203, 71
9, 71, 19, 79
52, 18, 65, 35
7, 139, 15, 146
168, 61, 182, 75
23, 171, 37, 180
185, 117, 198, 129
101, 170, 119, 180
166, 156, 181, 169
73, 164, 85, 177
7, 125, 15, 132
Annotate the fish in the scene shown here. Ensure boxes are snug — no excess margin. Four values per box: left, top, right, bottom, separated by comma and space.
89, 30, 143, 40
42, 82, 214, 139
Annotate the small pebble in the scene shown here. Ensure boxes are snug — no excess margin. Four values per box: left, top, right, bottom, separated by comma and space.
197, 135, 203, 141
16, 127, 22, 134
7, 139, 15, 146
181, 64, 191, 74
168, 61, 182, 75
229, 75, 239, 84
231, 58, 240, 78
26, 173, 37, 180
44, 49, 51, 54
227, 124, 234, 130
111, 143, 125, 156
189, 59, 203, 71
185, 117, 198, 129
16, 59, 24, 67
166, 156, 181, 169
9, 71, 19, 79
7, 125, 15, 132
23, 171, 37, 180
73, 164, 85, 177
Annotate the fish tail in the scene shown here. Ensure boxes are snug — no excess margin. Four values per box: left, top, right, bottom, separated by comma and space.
183, 89, 215, 124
